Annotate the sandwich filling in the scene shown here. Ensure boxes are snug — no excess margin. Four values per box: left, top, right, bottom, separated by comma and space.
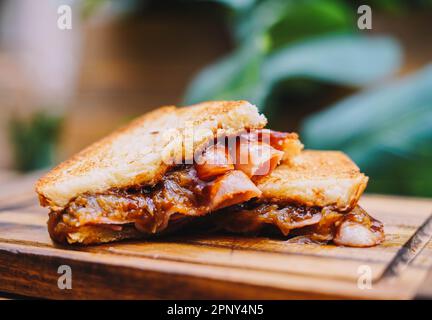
46, 129, 384, 247
48, 130, 300, 243
213, 202, 384, 247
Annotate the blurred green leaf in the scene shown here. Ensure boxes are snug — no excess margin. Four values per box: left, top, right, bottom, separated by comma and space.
230, 0, 354, 47
234, 0, 290, 43
267, 0, 354, 50
301, 66, 432, 196
9, 112, 63, 172
263, 34, 401, 89
367, 0, 406, 13
183, 38, 267, 104
184, 35, 401, 107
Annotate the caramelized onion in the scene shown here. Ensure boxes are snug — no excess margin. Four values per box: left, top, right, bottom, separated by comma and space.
216, 203, 322, 236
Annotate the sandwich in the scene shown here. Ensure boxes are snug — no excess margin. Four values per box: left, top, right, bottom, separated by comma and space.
211, 150, 385, 247
36, 100, 384, 247
36, 100, 303, 244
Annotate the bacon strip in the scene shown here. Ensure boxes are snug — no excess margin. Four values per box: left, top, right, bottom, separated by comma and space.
195, 144, 234, 181
243, 129, 301, 152
208, 170, 262, 210
234, 140, 284, 177
196, 131, 288, 181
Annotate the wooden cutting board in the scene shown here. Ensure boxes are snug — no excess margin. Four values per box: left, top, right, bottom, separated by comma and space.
0, 172, 431, 299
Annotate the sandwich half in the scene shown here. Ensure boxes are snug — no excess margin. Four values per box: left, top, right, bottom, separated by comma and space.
212, 150, 385, 247
36, 100, 303, 244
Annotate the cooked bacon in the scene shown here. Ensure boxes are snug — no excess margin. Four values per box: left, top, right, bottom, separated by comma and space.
195, 130, 292, 181
333, 207, 384, 247
195, 144, 234, 181
268, 130, 294, 151
242, 129, 297, 151
234, 140, 284, 177
208, 170, 262, 210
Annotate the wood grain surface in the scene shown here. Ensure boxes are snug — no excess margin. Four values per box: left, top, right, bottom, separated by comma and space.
0, 172, 431, 299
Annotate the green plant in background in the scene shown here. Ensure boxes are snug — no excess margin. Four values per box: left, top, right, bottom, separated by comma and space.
183, 0, 402, 107
302, 66, 432, 197
184, 34, 401, 108
9, 112, 63, 172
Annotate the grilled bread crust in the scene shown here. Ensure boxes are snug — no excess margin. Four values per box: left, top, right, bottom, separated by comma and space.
36, 101, 267, 209
255, 150, 368, 211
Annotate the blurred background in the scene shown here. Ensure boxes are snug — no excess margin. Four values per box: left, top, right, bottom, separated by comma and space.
0, 0, 431, 197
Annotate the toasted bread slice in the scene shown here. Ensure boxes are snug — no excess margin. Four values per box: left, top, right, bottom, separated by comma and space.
36, 101, 268, 209
255, 150, 368, 210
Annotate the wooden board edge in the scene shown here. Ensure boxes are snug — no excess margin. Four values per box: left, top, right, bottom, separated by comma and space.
0, 244, 361, 300
0, 241, 421, 300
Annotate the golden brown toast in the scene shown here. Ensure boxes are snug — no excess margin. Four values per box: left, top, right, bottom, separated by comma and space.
36, 101, 270, 209
255, 150, 368, 210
